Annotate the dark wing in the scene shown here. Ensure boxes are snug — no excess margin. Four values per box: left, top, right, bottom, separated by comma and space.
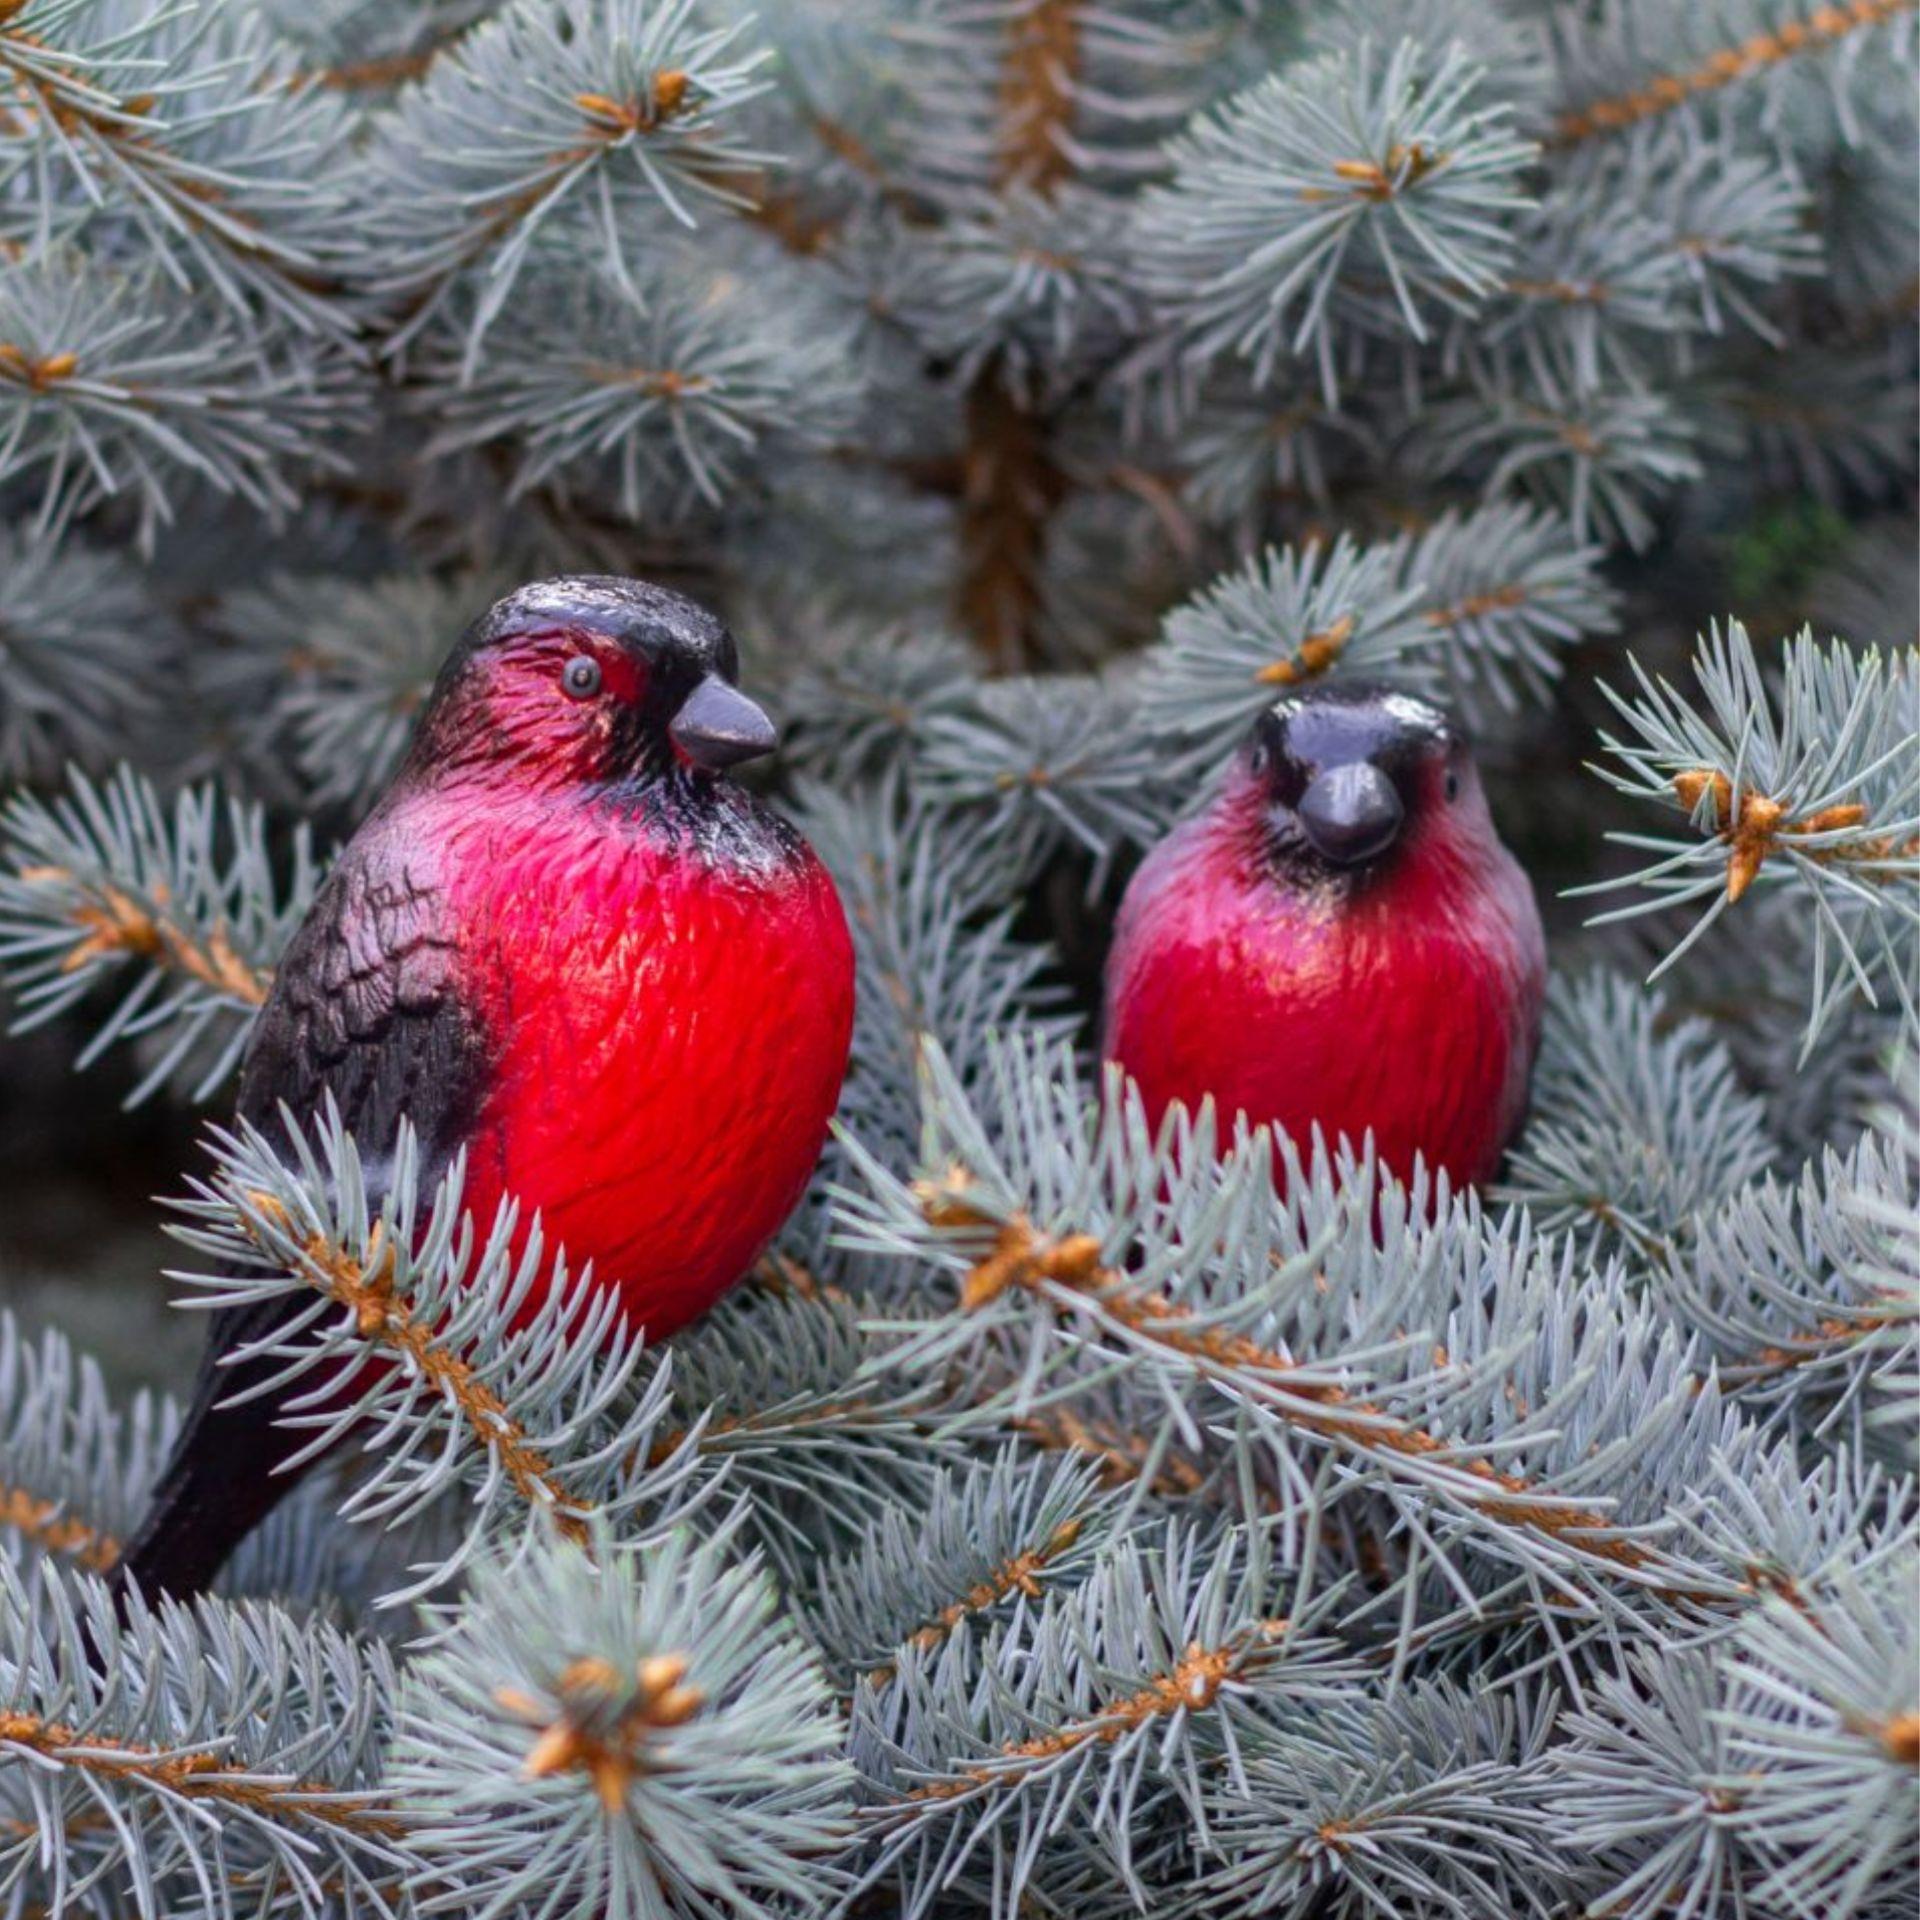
115, 835, 495, 1601
236, 845, 488, 1165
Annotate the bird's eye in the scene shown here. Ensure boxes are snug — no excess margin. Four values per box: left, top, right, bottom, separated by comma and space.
1249, 712, 1289, 780
562, 656, 603, 700
1445, 769, 1461, 801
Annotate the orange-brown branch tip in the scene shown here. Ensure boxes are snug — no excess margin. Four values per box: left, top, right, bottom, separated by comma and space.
576, 68, 695, 136
1672, 767, 1902, 902
0, 1486, 118, 1571
501, 1650, 704, 1811
1424, 583, 1530, 627
0, 343, 77, 388
1254, 613, 1356, 686
18, 865, 271, 1005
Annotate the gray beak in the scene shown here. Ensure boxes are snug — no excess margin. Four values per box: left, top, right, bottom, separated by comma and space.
670, 674, 777, 772
1296, 761, 1404, 866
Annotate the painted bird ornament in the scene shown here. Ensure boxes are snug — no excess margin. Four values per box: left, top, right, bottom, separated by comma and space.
116, 577, 854, 1600
1103, 685, 1546, 1195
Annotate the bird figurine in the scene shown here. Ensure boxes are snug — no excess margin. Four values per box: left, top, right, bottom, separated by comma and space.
116, 577, 854, 1599
1103, 684, 1546, 1194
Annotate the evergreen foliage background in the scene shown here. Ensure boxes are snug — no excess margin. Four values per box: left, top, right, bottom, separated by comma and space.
0, 0, 1915, 1913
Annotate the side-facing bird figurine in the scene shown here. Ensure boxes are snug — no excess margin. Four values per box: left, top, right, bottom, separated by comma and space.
1103, 685, 1546, 1194
116, 577, 855, 1600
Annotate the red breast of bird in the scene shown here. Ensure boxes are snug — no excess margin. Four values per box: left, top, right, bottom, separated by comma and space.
414, 782, 849, 1333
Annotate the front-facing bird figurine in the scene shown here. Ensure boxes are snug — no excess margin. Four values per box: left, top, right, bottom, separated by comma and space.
1103, 685, 1546, 1195
117, 578, 855, 1600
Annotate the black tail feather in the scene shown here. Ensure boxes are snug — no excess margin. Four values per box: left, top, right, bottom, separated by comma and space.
109, 1347, 312, 1607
